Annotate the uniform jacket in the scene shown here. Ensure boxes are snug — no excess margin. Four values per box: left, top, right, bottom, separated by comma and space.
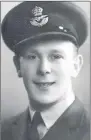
1, 97, 90, 140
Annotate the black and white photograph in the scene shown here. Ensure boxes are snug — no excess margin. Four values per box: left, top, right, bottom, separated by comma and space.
1, 1, 90, 140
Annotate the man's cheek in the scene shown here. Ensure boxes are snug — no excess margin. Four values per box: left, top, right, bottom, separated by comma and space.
59, 64, 73, 78
60, 62, 70, 72
20, 62, 31, 75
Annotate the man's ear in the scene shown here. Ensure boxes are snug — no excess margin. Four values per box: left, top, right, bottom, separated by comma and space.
13, 55, 22, 77
71, 54, 83, 78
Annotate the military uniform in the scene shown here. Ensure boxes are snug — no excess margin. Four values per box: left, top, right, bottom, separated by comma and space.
1, 97, 90, 140
1, 2, 90, 140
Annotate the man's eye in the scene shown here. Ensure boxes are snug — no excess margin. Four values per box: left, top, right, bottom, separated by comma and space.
26, 54, 37, 60
52, 54, 63, 59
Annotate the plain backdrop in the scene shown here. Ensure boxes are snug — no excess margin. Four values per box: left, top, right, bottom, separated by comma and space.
1, 2, 90, 121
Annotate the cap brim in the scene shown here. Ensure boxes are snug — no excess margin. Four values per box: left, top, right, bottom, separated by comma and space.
14, 31, 78, 54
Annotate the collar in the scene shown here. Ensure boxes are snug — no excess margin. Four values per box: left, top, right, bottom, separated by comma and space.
29, 92, 75, 129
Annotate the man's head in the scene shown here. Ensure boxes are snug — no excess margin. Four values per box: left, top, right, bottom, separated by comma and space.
1, 1, 87, 110
13, 39, 83, 109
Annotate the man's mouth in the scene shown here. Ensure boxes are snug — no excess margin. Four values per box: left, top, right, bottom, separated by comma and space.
33, 82, 55, 89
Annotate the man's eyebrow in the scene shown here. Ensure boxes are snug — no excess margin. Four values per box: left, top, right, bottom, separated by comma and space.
31, 49, 64, 54
25, 48, 39, 54
50, 49, 65, 54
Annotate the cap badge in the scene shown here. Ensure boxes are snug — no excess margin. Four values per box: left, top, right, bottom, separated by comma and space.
30, 6, 48, 27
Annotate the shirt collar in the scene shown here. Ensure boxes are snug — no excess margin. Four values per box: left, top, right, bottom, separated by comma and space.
29, 92, 75, 129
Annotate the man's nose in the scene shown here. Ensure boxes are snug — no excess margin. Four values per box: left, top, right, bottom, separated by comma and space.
37, 59, 51, 76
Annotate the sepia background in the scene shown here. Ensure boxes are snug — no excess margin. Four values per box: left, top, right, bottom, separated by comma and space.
1, 2, 90, 121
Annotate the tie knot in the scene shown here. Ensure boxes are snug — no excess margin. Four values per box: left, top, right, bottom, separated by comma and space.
32, 112, 42, 126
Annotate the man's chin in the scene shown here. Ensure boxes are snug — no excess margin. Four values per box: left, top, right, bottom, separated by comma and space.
29, 97, 58, 111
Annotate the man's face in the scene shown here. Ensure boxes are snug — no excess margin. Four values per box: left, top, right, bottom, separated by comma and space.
14, 40, 82, 108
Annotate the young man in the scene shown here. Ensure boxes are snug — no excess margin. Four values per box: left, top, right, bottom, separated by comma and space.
1, 2, 90, 140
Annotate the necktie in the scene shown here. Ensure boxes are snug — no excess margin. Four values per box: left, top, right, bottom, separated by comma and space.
29, 112, 42, 140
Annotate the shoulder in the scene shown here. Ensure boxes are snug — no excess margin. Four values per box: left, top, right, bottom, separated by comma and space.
1, 115, 19, 140
68, 97, 90, 129
2, 108, 29, 130
65, 97, 90, 140
2, 115, 18, 132
1, 108, 29, 140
